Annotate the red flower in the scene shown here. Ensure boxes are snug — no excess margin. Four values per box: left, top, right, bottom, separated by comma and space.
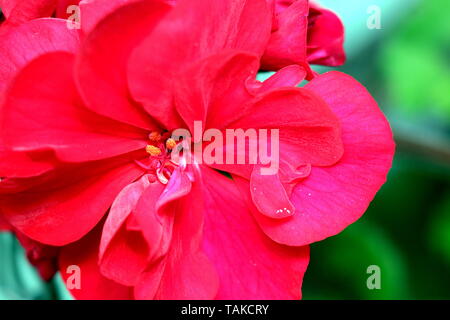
262, 0, 346, 72
0, 0, 394, 299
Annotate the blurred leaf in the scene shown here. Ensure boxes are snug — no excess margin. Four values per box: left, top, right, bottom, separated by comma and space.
429, 191, 450, 267
303, 220, 409, 299
380, 0, 450, 120
0, 233, 51, 299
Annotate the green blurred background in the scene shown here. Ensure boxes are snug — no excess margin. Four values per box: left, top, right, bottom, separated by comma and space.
1, 0, 449, 299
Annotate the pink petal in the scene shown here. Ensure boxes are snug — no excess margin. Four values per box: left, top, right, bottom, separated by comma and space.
202, 167, 309, 299
99, 175, 153, 286
133, 178, 175, 263
103, 168, 192, 287
250, 165, 295, 219
249, 64, 307, 93
255, 72, 395, 245
135, 166, 218, 300
227, 87, 344, 168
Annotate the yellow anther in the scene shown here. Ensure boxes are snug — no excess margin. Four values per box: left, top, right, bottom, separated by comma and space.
166, 138, 177, 150
145, 145, 162, 156
149, 131, 161, 142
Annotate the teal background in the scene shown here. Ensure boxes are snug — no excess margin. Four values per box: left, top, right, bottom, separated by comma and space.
1, 0, 449, 299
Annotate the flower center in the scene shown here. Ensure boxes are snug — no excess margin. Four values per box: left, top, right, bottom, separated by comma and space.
135, 131, 180, 185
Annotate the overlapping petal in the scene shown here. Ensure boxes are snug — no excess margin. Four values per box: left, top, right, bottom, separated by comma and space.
99, 175, 154, 286
1, 52, 148, 163
59, 225, 133, 300
252, 72, 395, 246
75, 0, 171, 129
127, 0, 272, 129
100, 165, 218, 300
0, 18, 79, 93
261, 0, 309, 71
136, 166, 218, 300
201, 167, 309, 299
0, 0, 57, 25
1, 158, 143, 246
0, 0, 392, 301
262, 0, 346, 72
307, 3, 346, 66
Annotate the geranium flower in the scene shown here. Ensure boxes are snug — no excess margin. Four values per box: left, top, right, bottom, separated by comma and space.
262, 0, 346, 72
0, 0, 394, 300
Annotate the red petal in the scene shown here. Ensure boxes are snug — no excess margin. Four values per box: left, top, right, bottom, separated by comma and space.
255, 72, 395, 245
135, 166, 218, 300
55, 0, 81, 19
228, 87, 344, 167
79, 0, 135, 34
78, 0, 175, 34
249, 64, 307, 94
75, 0, 171, 130
307, 3, 346, 67
1, 160, 143, 246
0, 214, 11, 231
202, 168, 309, 299
0, 0, 57, 25
250, 165, 295, 219
261, 0, 309, 71
0, 149, 58, 178
127, 0, 272, 129
135, 168, 192, 262
0, 18, 79, 93
175, 51, 259, 133
209, 88, 343, 179
1, 52, 148, 163
99, 175, 153, 286
59, 225, 133, 300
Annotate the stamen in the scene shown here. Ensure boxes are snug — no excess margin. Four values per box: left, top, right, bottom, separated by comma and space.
149, 131, 162, 142
146, 145, 162, 156
165, 138, 176, 150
